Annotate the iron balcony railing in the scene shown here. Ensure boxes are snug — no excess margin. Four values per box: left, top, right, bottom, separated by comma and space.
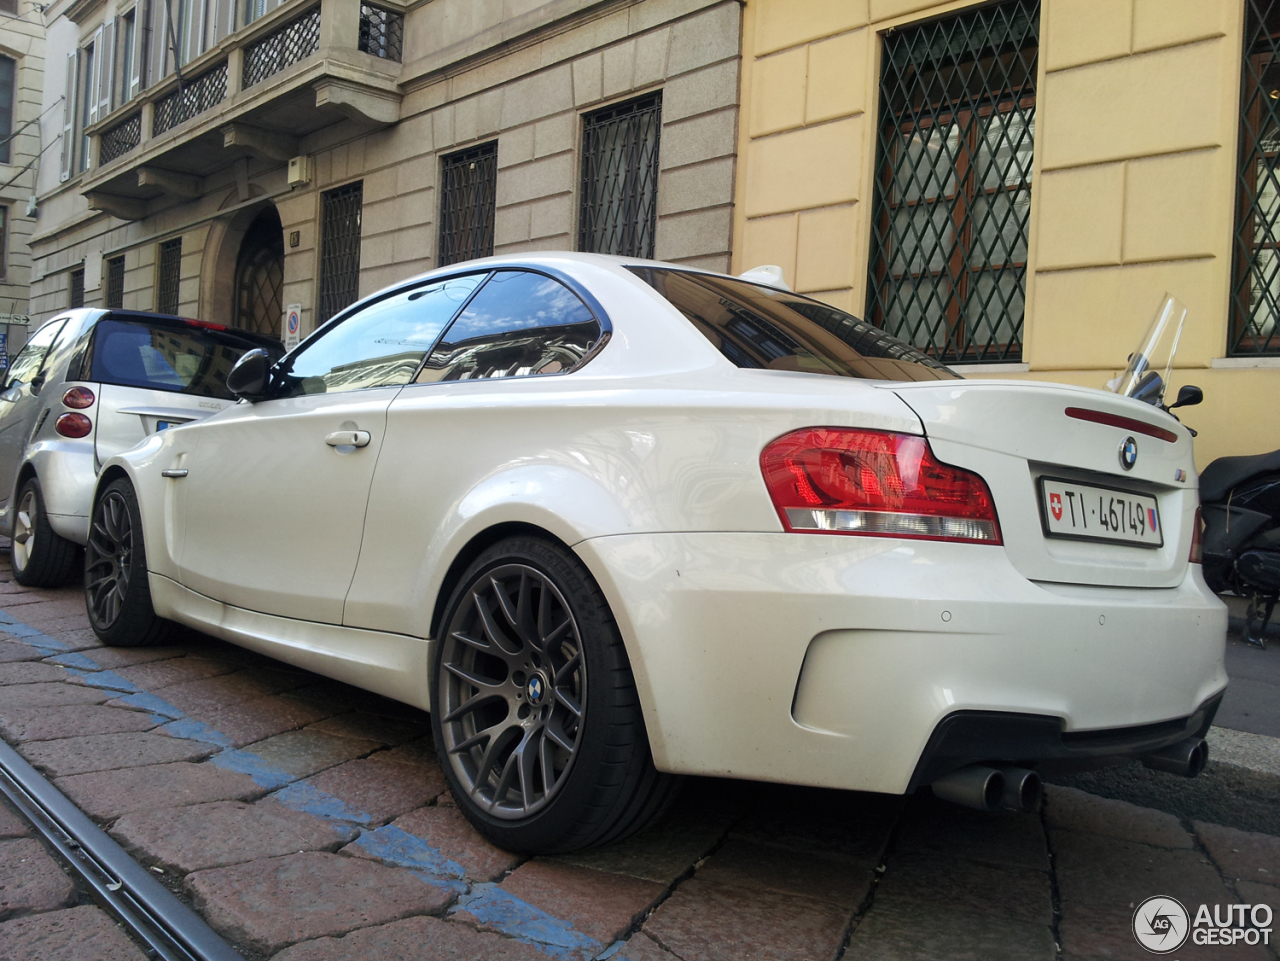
153, 63, 228, 135
99, 112, 142, 164
359, 4, 404, 63
243, 6, 322, 89
865, 0, 1039, 365
1231, 0, 1280, 355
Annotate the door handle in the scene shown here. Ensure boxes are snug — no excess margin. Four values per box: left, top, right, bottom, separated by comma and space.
325, 430, 371, 448
161, 469, 188, 478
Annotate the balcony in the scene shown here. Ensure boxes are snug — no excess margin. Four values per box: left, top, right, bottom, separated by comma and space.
81, 0, 406, 220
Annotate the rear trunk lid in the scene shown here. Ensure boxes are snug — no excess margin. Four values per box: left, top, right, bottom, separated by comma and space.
887, 380, 1197, 588
80, 314, 279, 468
92, 385, 232, 467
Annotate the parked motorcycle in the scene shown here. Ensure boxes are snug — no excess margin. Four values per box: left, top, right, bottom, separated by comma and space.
1113, 296, 1276, 648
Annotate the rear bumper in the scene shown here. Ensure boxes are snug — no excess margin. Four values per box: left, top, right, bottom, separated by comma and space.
26, 442, 96, 544
577, 532, 1229, 795
908, 693, 1222, 789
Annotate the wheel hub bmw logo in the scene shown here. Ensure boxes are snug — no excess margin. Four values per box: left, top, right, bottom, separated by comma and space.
1119, 436, 1138, 471
526, 674, 547, 705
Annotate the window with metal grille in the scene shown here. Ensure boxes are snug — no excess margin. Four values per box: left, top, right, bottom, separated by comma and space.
70, 268, 85, 309
0, 57, 13, 165
1232, 0, 1280, 354
439, 142, 497, 267
157, 238, 182, 315
0, 207, 7, 280
106, 256, 125, 309
317, 182, 364, 325
579, 94, 662, 259
866, 0, 1038, 364
0, 1, 17, 16
359, 4, 404, 62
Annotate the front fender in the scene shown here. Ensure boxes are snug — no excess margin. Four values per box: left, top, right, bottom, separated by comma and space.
94, 432, 182, 581
343, 464, 634, 637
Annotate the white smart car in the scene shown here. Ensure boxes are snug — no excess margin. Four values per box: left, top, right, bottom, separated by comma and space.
87, 254, 1227, 853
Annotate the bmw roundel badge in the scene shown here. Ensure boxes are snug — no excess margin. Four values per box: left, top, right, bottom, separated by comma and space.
1119, 436, 1138, 471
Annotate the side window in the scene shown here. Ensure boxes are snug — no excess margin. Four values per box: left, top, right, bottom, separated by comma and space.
417, 271, 602, 383
275, 274, 484, 398
4, 321, 68, 391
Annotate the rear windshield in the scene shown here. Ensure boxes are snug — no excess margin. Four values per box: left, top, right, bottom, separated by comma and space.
86, 319, 270, 400
629, 267, 959, 382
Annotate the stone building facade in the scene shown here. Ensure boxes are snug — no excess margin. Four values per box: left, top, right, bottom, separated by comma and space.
29, 0, 742, 342
0, 0, 45, 329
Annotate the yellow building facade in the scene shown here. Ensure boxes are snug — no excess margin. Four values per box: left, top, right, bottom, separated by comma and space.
733, 0, 1279, 468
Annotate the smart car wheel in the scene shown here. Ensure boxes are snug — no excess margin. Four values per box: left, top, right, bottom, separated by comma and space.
11, 477, 79, 587
432, 536, 679, 853
84, 478, 173, 647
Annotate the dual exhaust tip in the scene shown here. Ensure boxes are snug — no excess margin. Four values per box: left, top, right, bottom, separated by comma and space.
931, 765, 1043, 813
930, 737, 1208, 813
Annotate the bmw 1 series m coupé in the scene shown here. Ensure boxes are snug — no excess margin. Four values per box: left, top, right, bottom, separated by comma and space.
83, 254, 1227, 852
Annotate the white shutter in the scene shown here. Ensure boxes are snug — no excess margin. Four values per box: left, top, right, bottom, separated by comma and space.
129, 6, 145, 99
99, 19, 115, 116
86, 29, 102, 127
59, 52, 75, 181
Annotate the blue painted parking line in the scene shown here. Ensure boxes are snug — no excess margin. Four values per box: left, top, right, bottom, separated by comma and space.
2, 604, 629, 960
451, 883, 603, 958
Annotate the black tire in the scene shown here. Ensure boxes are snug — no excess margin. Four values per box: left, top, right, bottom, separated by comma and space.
431, 536, 680, 853
84, 478, 173, 647
10, 476, 80, 587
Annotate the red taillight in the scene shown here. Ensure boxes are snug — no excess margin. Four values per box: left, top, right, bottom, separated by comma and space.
62, 386, 95, 409
1190, 506, 1203, 564
760, 428, 1002, 544
55, 413, 92, 438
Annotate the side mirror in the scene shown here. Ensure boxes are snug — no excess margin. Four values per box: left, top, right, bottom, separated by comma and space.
227, 349, 271, 401
1168, 384, 1203, 410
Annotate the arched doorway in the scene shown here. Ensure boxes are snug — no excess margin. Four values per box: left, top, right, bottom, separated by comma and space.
234, 206, 284, 338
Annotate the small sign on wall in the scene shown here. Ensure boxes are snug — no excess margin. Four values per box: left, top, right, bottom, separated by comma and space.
284, 304, 303, 351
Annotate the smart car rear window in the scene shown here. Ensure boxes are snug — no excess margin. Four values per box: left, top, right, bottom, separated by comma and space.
629, 267, 959, 382
87, 319, 269, 400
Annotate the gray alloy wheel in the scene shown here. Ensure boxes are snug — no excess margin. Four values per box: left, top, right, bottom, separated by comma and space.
11, 487, 37, 574
82, 478, 171, 647
437, 562, 586, 819
85, 488, 133, 631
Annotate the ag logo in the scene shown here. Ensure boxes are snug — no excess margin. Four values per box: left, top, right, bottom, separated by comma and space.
1133, 896, 1190, 954
1119, 436, 1138, 471
1049, 492, 1063, 521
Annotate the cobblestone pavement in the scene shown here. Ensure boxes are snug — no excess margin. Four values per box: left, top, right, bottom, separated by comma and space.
0, 570, 1277, 961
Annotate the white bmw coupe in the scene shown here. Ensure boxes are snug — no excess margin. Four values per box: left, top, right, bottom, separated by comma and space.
86, 254, 1227, 852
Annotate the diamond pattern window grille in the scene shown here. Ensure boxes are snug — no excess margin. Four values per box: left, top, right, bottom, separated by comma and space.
69, 268, 85, 309
157, 238, 182, 315
99, 113, 142, 165
579, 93, 662, 259
153, 63, 228, 135
106, 256, 125, 310
866, 0, 1038, 364
243, 7, 321, 89
317, 182, 364, 325
439, 142, 497, 267
359, 4, 404, 62
1232, 0, 1280, 355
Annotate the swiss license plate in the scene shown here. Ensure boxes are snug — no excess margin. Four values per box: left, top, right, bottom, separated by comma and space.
1037, 477, 1163, 548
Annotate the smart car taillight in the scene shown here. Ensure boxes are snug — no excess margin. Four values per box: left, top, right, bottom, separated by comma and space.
760, 428, 1002, 544
1190, 507, 1203, 564
62, 386, 95, 409
55, 413, 92, 438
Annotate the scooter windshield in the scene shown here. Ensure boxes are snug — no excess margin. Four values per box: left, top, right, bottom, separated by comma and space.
1111, 294, 1187, 407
